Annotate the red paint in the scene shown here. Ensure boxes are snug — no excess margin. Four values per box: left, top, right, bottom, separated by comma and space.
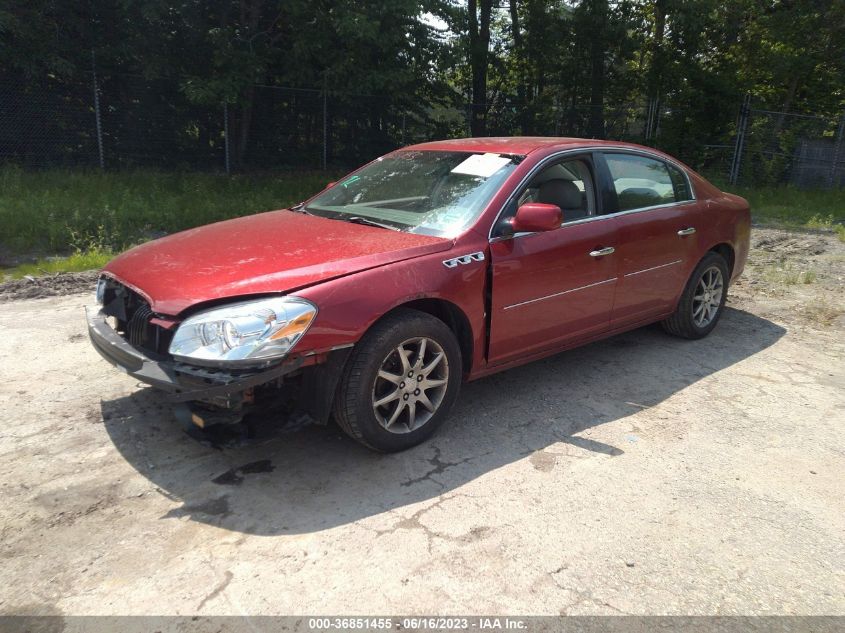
610, 204, 703, 328
511, 203, 562, 233
103, 210, 450, 315
101, 138, 750, 379
488, 218, 619, 364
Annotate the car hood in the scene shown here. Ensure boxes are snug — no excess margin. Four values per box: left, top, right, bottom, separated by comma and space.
103, 210, 451, 315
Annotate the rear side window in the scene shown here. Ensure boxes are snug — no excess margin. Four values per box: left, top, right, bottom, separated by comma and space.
604, 153, 691, 211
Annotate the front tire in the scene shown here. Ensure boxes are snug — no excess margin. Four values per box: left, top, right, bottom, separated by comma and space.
662, 251, 729, 339
333, 308, 462, 452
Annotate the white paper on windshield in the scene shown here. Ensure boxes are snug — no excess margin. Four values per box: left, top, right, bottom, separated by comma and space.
451, 153, 511, 178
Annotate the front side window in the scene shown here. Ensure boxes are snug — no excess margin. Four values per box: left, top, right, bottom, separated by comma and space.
305, 150, 519, 237
516, 158, 596, 222
604, 153, 690, 212
493, 157, 596, 237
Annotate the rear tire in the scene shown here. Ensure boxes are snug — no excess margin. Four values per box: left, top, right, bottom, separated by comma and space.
333, 308, 462, 452
662, 251, 729, 340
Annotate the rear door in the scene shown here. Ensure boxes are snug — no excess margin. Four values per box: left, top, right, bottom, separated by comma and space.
488, 154, 619, 365
599, 152, 702, 329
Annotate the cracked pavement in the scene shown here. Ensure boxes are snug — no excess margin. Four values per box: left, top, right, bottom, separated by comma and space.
0, 228, 843, 616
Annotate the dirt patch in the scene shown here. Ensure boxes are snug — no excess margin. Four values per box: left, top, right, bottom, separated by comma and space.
729, 226, 845, 330
0, 270, 99, 302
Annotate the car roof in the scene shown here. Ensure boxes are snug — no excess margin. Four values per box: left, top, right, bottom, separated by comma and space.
402, 136, 654, 156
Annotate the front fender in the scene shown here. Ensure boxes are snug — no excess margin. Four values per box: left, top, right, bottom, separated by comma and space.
293, 242, 489, 374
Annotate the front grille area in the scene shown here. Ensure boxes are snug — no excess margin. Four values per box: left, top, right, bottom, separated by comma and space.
127, 303, 154, 347
100, 278, 174, 357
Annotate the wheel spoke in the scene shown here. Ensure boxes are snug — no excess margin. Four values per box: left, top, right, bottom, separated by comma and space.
407, 402, 417, 430
377, 369, 403, 386
421, 376, 447, 390
416, 338, 427, 368
385, 401, 405, 428
693, 302, 705, 317
416, 391, 435, 412
374, 389, 400, 408
397, 345, 412, 374
421, 352, 444, 377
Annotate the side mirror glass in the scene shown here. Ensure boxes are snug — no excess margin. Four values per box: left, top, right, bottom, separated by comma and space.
511, 202, 563, 233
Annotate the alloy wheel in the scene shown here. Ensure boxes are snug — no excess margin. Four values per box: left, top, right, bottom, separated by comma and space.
371, 337, 449, 434
692, 266, 724, 328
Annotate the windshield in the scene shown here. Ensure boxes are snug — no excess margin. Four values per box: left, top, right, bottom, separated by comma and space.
305, 150, 519, 237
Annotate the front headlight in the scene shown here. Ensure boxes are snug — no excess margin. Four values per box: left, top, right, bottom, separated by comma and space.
169, 297, 317, 366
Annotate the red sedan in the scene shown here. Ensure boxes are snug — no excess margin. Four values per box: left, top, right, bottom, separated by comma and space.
88, 137, 750, 452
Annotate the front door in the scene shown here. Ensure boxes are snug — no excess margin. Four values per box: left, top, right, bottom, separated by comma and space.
488, 155, 618, 365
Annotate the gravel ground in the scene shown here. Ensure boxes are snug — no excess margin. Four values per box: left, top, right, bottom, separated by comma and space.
0, 227, 843, 616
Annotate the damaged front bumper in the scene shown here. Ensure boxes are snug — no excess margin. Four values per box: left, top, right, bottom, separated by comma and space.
85, 306, 302, 405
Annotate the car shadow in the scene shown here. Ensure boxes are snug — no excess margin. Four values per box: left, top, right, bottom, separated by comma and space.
100, 307, 785, 535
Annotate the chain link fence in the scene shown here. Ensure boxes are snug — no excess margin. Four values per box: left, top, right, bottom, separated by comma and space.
1, 73, 843, 188
730, 99, 845, 188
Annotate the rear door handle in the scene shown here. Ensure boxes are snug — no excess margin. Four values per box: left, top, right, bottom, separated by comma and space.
589, 246, 615, 257
677, 227, 696, 236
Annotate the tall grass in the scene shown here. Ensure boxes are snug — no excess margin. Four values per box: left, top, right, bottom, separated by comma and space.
0, 166, 336, 256
8, 251, 114, 279
720, 183, 845, 233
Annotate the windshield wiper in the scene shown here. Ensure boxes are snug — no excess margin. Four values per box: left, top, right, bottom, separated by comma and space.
290, 202, 311, 214
344, 216, 400, 231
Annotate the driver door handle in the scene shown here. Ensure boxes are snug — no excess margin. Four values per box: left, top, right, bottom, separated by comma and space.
589, 246, 615, 257
677, 227, 697, 236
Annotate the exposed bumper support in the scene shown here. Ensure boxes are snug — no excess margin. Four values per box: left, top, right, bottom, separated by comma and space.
86, 306, 302, 403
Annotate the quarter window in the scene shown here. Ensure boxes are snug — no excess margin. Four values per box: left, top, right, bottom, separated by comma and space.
605, 153, 691, 211
666, 162, 693, 202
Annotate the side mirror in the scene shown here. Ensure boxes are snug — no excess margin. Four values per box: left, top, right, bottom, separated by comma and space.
511, 203, 563, 233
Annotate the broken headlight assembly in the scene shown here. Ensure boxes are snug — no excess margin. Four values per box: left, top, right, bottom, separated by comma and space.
169, 297, 317, 367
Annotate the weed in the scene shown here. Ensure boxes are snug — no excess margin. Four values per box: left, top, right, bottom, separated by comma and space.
799, 300, 844, 327
3, 251, 113, 280
761, 262, 818, 286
